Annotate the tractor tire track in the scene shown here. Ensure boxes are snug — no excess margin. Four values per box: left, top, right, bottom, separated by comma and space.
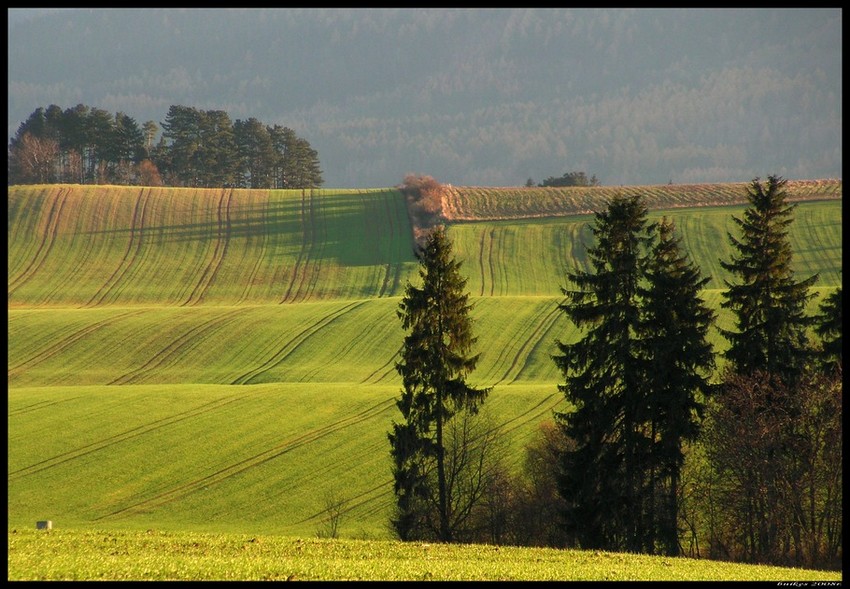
494, 391, 563, 438
298, 188, 324, 303
476, 228, 497, 297
9, 395, 244, 480
94, 396, 397, 520
357, 190, 380, 297
84, 188, 151, 308
108, 307, 250, 385
231, 300, 366, 385
478, 228, 488, 296
493, 304, 562, 386
183, 188, 233, 306
485, 301, 552, 386
488, 228, 498, 296
298, 392, 564, 526
7, 310, 146, 380
8, 187, 69, 297
295, 479, 393, 526
378, 190, 397, 298
361, 345, 402, 384
235, 192, 269, 305
8, 397, 84, 417
508, 301, 565, 384
281, 189, 311, 303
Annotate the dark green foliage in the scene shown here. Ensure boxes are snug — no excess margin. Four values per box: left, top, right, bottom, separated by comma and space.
389, 227, 490, 542
637, 217, 715, 555
554, 198, 716, 555
553, 194, 653, 551
703, 176, 840, 570
8, 104, 322, 189
719, 175, 818, 384
703, 368, 842, 569
234, 118, 277, 189
814, 286, 842, 371
539, 171, 600, 187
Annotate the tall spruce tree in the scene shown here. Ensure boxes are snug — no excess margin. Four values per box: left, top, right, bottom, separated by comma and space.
388, 226, 490, 542
637, 217, 716, 555
553, 194, 654, 551
719, 175, 818, 385
814, 286, 842, 372
710, 175, 822, 566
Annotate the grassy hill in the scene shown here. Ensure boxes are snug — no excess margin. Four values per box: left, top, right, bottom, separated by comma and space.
6, 182, 842, 577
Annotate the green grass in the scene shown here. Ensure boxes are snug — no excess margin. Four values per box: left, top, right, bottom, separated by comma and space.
7, 182, 842, 579
7, 528, 841, 581
8, 382, 560, 538
446, 200, 842, 295
8, 186, 417, 307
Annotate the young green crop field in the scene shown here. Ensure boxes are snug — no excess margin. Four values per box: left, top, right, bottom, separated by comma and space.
8, 528, 841, 581
7, 183, 842, 580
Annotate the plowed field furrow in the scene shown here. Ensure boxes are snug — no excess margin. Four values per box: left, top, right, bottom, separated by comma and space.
231, 301, 366, 385
9, 396, 243, 480
8, 187, 69, 296
8, 310, 146, 380
182, 188, 233, 306
85, 188, 150, 307
95, 396, 397, 520
108, 307, 250, 385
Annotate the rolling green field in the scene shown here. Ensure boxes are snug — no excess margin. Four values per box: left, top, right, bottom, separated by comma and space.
7, 183, 842, 580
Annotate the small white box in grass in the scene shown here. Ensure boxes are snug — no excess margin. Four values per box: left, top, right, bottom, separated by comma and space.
36, 520, 52, 530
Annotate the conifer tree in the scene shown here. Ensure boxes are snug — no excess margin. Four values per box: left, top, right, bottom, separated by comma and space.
638, 217, 715, 555
814, 286, 842, 372
719, 175, 818, 384
708, 175, 826, 566
389, 227, 490, 542
553, 194, 653, 551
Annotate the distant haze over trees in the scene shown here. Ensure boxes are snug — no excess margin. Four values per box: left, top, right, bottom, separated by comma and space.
7, 8, 842, 188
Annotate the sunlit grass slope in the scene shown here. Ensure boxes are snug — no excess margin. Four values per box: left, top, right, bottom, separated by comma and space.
7, 183, 842, 553
8, 185, 416, 307
8, 383, 561, 538
447, 200, 842, 296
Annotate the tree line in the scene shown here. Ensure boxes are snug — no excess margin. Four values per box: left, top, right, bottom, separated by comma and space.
387, 175, 842, 571
7, 104, 323, 189
526, 170, 601, 188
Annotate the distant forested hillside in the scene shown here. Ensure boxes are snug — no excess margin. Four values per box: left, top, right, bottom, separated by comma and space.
8, 8, 841, 188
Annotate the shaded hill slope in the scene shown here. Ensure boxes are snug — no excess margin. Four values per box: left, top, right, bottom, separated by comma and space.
8, 185, 416, 308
